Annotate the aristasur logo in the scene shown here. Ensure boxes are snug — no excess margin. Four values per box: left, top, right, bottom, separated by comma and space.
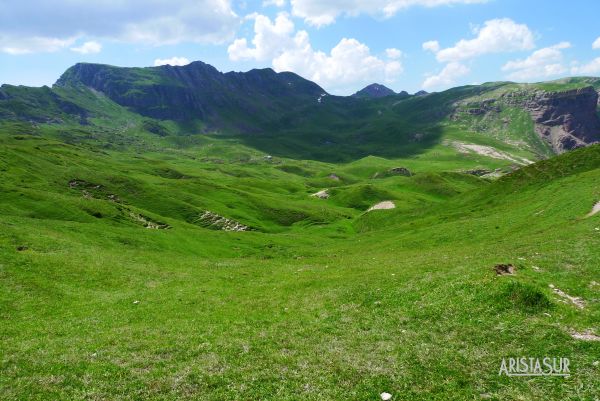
499, 357, 570, 377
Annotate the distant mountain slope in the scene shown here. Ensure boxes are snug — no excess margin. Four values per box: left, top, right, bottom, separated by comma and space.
0, 61, 599, 161
54, 61, 326, 133
0, 85, 88, 123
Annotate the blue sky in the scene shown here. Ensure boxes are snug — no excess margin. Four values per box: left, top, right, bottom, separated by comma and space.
2, 0, 600, 95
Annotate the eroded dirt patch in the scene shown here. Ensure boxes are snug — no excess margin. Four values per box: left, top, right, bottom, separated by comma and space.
586, 201, 600, 217
195, 211, 249, 232
570, 330, 600, 341
549, 284, 585, 309
367, 201, 396, 212
69, 179, 121, 202
311, 189, 329, 199
450, 141, 533, 165
494, 264, 515, 275
127, 210, 171, 230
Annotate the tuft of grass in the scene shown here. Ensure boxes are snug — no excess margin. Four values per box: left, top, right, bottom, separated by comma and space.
496, 281, 553, 313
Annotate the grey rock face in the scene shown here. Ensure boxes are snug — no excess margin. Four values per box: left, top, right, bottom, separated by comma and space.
502, 87, 600, 153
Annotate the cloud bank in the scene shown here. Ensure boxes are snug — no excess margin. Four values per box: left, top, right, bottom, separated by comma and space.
228, 13, 403, 93
290, 0, 487, 27
0, 0, 238, 54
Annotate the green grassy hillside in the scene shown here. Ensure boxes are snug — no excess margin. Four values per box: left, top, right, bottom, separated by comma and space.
1, 66, 599, 400
1, 126, 599, 400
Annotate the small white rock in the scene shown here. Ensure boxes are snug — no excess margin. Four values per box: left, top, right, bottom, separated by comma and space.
133, 300, 140, 304
380, 392, 392, 401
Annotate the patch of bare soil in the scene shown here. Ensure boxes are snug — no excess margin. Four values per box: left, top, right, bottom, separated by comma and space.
549, 284, 585, 309
586, 201, 600, 217
494, 264, 515, 275
311, 189, 329, 199
367, 201, 395, 212
570, 330, 600, 341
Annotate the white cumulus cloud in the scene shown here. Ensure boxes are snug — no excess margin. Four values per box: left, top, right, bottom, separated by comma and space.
263, 0, 286, 6
290, 0, 488, 27
154, 57, 191, 66
0, 35, 76, 55
433, 18, 535, 63
228, 13, 403, 94
0, 0, 238, 54
421, 19, 535, 90
422, 40, 440, 53
571, 58, 600, 75
70, 41, 102, 54
502, 42, 570, 81
422, 62, 470, 90
228, 13, 295, 61
569, 37, 600, 75
386, 48, 403, 59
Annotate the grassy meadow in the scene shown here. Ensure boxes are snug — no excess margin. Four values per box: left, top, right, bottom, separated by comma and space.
1, 117, 599, 400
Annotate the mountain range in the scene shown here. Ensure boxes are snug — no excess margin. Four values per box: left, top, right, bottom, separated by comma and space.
1, 61, 599, 163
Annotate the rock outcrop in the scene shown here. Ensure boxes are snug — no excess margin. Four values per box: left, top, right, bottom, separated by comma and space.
196, 211, 249, 232
389, 167, 412, 176
502, 87, 600, 153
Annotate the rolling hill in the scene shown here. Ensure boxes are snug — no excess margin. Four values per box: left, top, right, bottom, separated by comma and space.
0, 62, 599, 400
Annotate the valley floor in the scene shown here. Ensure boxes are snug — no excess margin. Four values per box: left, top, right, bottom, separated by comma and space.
1, 132, 599, 400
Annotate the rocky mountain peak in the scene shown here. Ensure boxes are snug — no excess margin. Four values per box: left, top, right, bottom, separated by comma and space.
352, 83, 396, 98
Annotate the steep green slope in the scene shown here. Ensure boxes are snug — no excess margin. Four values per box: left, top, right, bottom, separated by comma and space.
55, 61, 326, 133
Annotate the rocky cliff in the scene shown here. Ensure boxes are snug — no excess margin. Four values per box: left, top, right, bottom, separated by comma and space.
453, 85, 600, 154
502, 86, 600, 153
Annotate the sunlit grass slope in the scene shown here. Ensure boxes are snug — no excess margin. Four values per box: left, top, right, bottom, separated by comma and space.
1, 111, 599, 399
